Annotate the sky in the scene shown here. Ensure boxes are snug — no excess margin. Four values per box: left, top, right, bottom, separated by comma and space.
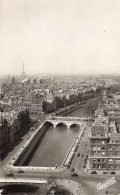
1, 0, 120, 75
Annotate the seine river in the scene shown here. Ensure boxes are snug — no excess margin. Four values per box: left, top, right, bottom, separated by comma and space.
27, 106, 88, 167
7, 106, 88, 194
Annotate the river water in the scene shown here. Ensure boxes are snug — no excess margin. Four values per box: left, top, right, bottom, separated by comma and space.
27, 106, 88, 167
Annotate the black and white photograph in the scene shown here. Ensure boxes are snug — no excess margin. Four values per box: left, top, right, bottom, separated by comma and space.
1, 0, 120, 194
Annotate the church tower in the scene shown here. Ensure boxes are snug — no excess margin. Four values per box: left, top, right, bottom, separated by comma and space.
21, 63, 25, 78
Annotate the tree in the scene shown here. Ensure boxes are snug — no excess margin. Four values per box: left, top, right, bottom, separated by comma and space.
42, 101, 47, 113
110, 84, 120, 94
85, 98, 98, 116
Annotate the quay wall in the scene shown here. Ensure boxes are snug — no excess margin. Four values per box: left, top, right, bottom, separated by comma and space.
14, 124, 49, 166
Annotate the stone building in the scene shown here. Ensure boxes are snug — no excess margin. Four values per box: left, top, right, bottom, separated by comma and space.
0, 107, 30, 159
0, 118, 10, 159
89, 103, 120, 170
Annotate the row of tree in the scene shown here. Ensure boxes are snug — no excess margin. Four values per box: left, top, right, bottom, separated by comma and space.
42, 87, 102, 114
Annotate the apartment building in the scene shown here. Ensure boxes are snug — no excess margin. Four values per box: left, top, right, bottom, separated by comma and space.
89, 102, 120, 170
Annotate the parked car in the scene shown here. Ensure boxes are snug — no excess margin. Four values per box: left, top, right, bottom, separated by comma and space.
6, 173, 14, 177
102, 171, 108, 174
110, 171, 116, 174
77, 153, 80, 157
17, 170, 24, 173
71, 173, 78, 177
91, 170, 97, 174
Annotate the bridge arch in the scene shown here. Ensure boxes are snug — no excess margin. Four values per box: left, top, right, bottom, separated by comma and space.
0, 183, 39, 193
56, 122, 68, 128
44, 121, 54, 127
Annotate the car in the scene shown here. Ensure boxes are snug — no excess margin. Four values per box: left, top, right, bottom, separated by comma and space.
91, 170, 97, 174
17, 170, 24, 173
77, 153, 80, 157
6, 173, 14, 177
102, 171, 108, 174
110, 171, 116, 174
71, 173, 78, 177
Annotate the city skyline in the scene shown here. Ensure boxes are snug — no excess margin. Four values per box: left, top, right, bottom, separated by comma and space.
1, 0, 120, 75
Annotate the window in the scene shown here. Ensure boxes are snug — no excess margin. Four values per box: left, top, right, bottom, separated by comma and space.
109, 146, 112, 150
109, 152, 113, 156
116, 151, 119, 156
102, 164, 105, 168
102, 147, 105, 150
109, 164, 113, 168
102, 141, 105, 144
98, 147, 101, 151
97, 152, 101, 156
102, 152, 105, 156
98, 164, 100, 168
93, 147, 96, 151
98, 159, 100, 162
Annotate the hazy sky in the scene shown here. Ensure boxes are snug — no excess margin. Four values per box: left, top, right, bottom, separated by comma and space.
1, 0, 120, 75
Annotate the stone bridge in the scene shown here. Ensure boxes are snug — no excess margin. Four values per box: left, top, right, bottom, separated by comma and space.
45, 116, 85, 128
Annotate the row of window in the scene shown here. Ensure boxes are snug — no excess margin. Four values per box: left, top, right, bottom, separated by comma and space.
92, 164, 120, 169
93, 146, 120, 151
109, 151, 119, 156
93, 146, 105, 151
92, 140, 120, 144
92, 159, 113, 162
92, 140, 106, 144
109, 140, 120, 143
92, 151, 106, 156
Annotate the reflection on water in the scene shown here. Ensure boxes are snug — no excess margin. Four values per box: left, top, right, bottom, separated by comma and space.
28, 125, 79, 167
